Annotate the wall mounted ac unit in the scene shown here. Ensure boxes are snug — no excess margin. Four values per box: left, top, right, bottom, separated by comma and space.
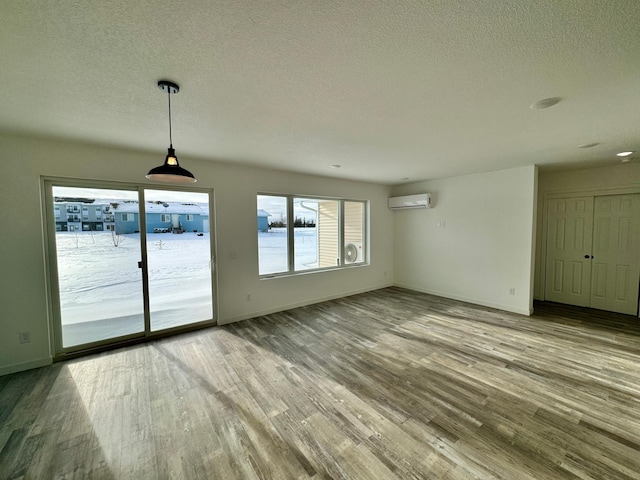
388, 193, 432, 210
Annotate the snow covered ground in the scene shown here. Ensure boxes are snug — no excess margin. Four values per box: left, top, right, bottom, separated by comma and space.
258, 227, 319, 274
55, 231, 212, 347
55, 227, 320, 347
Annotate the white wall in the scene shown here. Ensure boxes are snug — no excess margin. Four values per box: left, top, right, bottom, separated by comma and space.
0, 133, 394, 375
391, 166, 537, 315
534, 163, 640, 300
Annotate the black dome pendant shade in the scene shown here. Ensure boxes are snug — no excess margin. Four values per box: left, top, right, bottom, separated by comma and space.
146, 80, 197, 183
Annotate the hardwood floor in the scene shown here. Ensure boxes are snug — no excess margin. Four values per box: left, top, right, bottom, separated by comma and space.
1, 287, 639, 479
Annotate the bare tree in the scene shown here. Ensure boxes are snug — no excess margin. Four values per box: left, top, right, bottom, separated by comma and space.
71, 230, 80, 248
111, 230, 125, 247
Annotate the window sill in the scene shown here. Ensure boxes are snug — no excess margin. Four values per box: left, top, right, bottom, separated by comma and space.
259, 262, 369, 280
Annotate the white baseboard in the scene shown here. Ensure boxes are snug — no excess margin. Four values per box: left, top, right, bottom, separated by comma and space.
219, 283, 394, 325
0, 356, 53, 377
393, 283, 533, 316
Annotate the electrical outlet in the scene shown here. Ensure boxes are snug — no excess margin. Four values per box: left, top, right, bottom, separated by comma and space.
19, 331, 31, 343
509, 288, 516, 295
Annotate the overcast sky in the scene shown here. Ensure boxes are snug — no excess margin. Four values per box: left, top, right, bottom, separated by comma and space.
257, 196, 319, 222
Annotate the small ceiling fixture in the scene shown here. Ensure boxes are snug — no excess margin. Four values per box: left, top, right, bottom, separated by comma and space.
530, 97, 561, 110
616, 151, 634, 157
146, 80, 196, 183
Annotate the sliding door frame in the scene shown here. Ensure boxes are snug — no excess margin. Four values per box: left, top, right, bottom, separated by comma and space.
41, 176, 218, 360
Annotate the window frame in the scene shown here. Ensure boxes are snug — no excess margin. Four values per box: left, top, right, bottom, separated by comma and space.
257, 193, 368, 278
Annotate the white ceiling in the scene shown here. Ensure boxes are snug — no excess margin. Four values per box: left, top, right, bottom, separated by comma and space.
1, 1, 639, 184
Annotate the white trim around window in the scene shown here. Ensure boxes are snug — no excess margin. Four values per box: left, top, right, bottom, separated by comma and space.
257, 193, 368, 278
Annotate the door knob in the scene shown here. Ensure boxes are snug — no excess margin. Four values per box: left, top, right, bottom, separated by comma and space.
584, 255, 589, 259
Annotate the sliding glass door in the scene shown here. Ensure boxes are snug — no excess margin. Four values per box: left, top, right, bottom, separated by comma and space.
45, 179, 216, 356
144, 189, 213, 331
50, 184, 146, 348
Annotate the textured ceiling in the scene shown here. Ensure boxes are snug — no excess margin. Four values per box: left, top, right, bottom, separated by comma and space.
1, 0, 639, 184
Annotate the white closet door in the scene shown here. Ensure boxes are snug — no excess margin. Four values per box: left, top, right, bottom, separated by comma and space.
590, 194, 640, 315
545, 197, 594, 307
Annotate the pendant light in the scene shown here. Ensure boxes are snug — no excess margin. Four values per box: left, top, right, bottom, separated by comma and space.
146, 80, 197, 183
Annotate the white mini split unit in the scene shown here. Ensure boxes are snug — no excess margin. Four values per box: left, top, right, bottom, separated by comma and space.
344, 242, 363, 264
388, 193, 432, 210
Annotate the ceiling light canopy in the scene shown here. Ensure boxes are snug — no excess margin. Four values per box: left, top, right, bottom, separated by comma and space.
530, 97, 561, 110
146, 80, 196, 184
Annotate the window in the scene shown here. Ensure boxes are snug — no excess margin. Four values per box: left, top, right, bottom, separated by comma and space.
54, 207, 61, 220
257, 195, 288, 275
186, 214, 194, 221
344, 201, 365, 264
160, 214, 171, 222
122, 213, 134, 222
257, 194, 367, 276
296, 198, 338, 271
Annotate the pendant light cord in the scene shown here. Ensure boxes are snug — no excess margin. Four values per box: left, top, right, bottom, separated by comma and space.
167, 87, 173, 148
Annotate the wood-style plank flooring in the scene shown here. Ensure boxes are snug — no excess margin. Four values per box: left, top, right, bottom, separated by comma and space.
1, 287, 639, 479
